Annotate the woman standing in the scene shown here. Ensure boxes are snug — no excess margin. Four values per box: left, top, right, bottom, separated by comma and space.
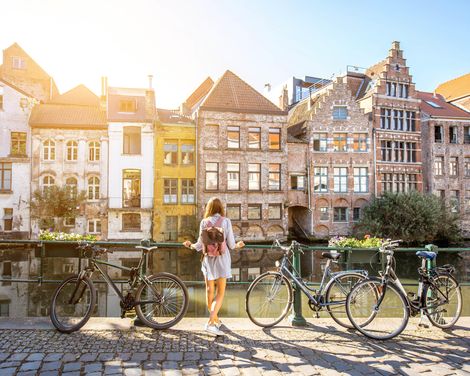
183, 197, 244, 335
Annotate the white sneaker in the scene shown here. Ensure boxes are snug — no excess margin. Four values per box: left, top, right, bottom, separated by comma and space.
215, 320, 222, 329
206, 324, 224, 336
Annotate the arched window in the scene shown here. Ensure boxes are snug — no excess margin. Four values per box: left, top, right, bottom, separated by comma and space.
42, 175, 55, 193
88, 141, 100, 161
88, 176, 100, 200
65, 177, 78, 198
43, 140, 55, 161
66, 141, 78, 161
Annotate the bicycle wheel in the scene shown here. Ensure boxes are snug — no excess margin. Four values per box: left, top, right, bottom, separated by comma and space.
424, 273, 462, 329
245, 272, 293, 327
50, 275, 96, 333
346, 278, 409, 340
325, 272, 367, 329
135, 272, 189, 329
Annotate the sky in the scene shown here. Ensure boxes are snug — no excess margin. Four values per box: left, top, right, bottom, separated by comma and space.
1, 0, 469, 108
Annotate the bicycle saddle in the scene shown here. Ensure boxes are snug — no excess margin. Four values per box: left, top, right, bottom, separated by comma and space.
321, 252, 341, 261
416, 251, 436, 260
136, 245, 159, 252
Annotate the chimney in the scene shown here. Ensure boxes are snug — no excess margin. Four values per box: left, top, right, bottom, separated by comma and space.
148, 74, 153, 90
279, 85, 289, 111
145, 75, 156, 120
100, 76, 108, 112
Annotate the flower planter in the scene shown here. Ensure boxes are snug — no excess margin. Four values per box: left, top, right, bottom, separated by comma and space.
35, 242, 81, 258
348, 248, 379, 264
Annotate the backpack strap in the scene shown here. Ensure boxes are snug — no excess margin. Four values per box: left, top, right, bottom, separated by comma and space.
214, 216, 224, 228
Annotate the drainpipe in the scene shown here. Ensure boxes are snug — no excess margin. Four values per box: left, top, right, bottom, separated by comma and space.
372, 126, 377, 196
194, 111, 199, 217
307, 136, 313, 234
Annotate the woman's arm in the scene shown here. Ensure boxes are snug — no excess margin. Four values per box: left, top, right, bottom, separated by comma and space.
224, 218, 236, 250
184, 219, 204, 251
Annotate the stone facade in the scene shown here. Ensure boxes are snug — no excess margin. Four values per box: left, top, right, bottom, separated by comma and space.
197, 110, 289, 240
288, 76, 373, 238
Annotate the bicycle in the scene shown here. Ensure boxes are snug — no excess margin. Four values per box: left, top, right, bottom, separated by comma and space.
346, 240, 462, 340
245, 239, 369, 328
50, 240, 189, 333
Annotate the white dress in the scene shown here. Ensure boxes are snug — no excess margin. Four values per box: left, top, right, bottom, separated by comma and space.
192, 214, 236, 281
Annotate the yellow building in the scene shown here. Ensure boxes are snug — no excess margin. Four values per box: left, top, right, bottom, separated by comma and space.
153, 109, 197, 242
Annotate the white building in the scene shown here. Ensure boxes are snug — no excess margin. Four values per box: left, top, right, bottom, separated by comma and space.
106, 84, 156, 240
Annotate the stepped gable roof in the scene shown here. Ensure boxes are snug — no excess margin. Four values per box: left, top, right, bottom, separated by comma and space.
435, 73, 470, 102
417, 91, 470, 119
29, 84, 106, 128
183, 77, 214, 110
157, 108, 193, 124
200, 70, 286, 115
50, 84, 100, 106
287, 121, 308, 140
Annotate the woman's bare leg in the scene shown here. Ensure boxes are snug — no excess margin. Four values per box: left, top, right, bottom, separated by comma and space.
209, 278, 227, 324
205, 278, 215, 324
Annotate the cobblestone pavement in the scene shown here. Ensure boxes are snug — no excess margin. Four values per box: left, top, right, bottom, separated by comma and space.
0, 318, 469, 376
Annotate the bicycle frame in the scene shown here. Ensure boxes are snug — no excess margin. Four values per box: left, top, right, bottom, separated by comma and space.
278, 250, 367, 308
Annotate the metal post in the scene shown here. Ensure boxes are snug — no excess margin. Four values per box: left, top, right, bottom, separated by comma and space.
289, 242, 307, 327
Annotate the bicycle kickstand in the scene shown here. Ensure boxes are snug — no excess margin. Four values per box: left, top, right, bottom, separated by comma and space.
418, 311, 431, 328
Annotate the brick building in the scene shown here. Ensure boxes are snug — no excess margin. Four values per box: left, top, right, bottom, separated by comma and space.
287, 76, 373, 238
29, 85, 108, 238
418, 91, 470, 237
348, 41, 423, 195
195, 70, 288, 241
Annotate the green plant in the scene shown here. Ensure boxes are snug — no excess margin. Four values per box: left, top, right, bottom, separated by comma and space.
38, 230, 97, 241
328, 235, 384, 248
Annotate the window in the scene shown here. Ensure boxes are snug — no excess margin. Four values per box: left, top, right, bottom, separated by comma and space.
333, 133, 347, 152
354, 167, 368, 193
122, 213, 141, 231
386, 82, 409, 98
66, 141, 78, 161
65, 177, 78, 199
399, 84, 409, 98
12, 56, 26, 70
164, 179, 178, 204
393, 110, 404, 131
406, 143, 417, 162
426, 100, 442, 108
43, 139, 55, 161
333, 167, 348, 193
10, 132, 26, 156
180, 216, 194, 233
449, 126, 457, 144
465, 157, 470, 177
88, 219, 101, 234
0, 163, 12, 191
435, 126, 443, 143
449, 157, 458, 177
312, 133, 328, 152
268, 204, 282, 220
123, 127, 141, 154
394, 174, 406, 193
42, 175, 55, 193
88, 141, 100, 161
466, 191, 470, 212
0, 86, 3, 110
248, 164, 261, 191
314, 167, 328, 192
269, 128, 281, 150
380, 108, 392, 129
64, 217, 75, 227
435, 156, 444, 176
248, 127, 261, 149
352, 134, 368, 152
381, 173, 393, 192
248, 204, 262, 220
122, 169, 141, 208
181, 179, 195, 203
333, 208, 348, 222
405, 111, 416, 131
181, 144, 194, 165
450, 191, 460, 213
163, 142, 178, 164
247, 267, 261, 281
88, 176, 100, 200
353, 208, 361, 222
386, 82, 396, 97
290, 175, 305, 190
436, 190, 445, 200
205, 162, 218, 190
381, 141, 393, 161
333, 106, 348, 120
119, 100, 136, 113
319, 207, 329, 221
464, 127, 470, 144
165, 216, 178, 241
2, 261, 12, 286
394, 142, 405, 162
227, 163, 240, 190
3, 209, 13, 231
227, 126, 240, 149
0, 301, 9, 317
408, 174, 418, 191
231, 268, 241, 282
268, 164, 281, 190
227, 205, 241, 221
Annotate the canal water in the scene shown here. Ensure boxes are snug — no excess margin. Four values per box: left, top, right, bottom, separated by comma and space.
0, 243, 468, 318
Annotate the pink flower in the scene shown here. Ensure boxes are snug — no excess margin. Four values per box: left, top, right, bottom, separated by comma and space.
364, 234, 370, 239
